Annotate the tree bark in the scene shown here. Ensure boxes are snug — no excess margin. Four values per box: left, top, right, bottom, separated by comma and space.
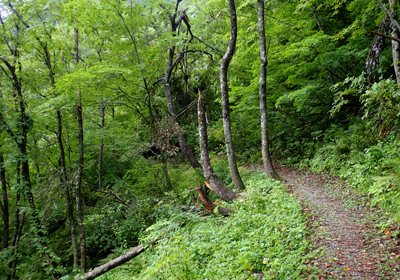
75, 24, 87, 272
74, 244, 146, 280
220, 0, 245, 190
160, 152, 173, 191
8, 193, 25, 280
257, 0, 281, 180
98, 102, 105, 189
7, 197, 25, 280
310, 6, 324, 32
198, 95, 237, 202
390, 0, 400, 85
0, 153, 9, 251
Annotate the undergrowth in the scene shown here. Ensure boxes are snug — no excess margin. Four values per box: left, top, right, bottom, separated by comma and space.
97, 172, 312, 279
306, 133, 400, 222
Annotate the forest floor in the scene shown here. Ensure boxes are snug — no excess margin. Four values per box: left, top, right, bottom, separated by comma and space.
273, 164, 400, 279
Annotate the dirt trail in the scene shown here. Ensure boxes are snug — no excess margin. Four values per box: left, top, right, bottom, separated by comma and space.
275, 165, 400, 279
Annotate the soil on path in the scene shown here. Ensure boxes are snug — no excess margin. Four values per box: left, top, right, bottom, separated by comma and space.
274, 165, 400, 279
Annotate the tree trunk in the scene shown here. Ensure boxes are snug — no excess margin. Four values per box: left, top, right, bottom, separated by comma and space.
98, 102, 105, 189
310, 5, 324, 32
198, 95, 237, 202
74, 244, 146, 280
58, 107, 79, 269
7, 163, 22, 280
0, 152, 9, 251
75, 24, 87, 272
257, 0, 281, 180
8, 195, 25, 280
220, 0, 245, 190
160, 152, 173, 191
390, 0, 400, 85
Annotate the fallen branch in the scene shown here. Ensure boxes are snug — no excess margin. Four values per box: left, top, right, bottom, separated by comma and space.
74, 244, 146, 280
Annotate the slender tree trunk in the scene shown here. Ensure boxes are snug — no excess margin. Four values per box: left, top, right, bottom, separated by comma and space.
310, 6, 324, 32
75, 24, 87, 272
0, 94, 9, 251
220, 0, 244, 190
0, 152, 9, 250
9, 198, 25, 280
99, 102, 105, 189
198, 95, 237, 202
57, 107, 79, 269
390, 0, 400, 84
257, 0, 281, 180
160, 152, 173, 191
7, 162, 21, 280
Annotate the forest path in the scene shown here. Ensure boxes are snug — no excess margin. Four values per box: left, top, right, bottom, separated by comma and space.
274, 165, 400, 279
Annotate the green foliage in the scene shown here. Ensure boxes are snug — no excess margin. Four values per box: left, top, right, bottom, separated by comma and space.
97, 173, 312, 280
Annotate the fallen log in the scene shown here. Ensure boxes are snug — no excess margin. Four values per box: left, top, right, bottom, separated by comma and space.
74, 244, 146, 280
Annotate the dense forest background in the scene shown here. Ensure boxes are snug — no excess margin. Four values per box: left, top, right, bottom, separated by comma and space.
1, 0, 400, 278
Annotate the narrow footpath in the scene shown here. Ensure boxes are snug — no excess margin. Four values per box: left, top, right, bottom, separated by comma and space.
275, 165, 400, 279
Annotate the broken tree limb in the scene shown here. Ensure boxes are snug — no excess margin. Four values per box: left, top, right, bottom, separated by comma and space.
197, 92, 238, 202
188, 186, 234, 216
196, 186, 215, 212
74, 244, 146, 280
368, 30, 400, 43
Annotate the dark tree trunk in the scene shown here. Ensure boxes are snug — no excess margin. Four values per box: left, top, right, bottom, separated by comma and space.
257, 0, 281, 180
0, 152, 9, 250
8, 194, 25, 280
160, 152, 173, 191
75, 24, 87, 272
220, 0, 245, 190
198, 96, 237, 202
7, 163, 22, 280
98, 102, 105, 189
310, 5, 324, 32
58, 107, 79, 269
